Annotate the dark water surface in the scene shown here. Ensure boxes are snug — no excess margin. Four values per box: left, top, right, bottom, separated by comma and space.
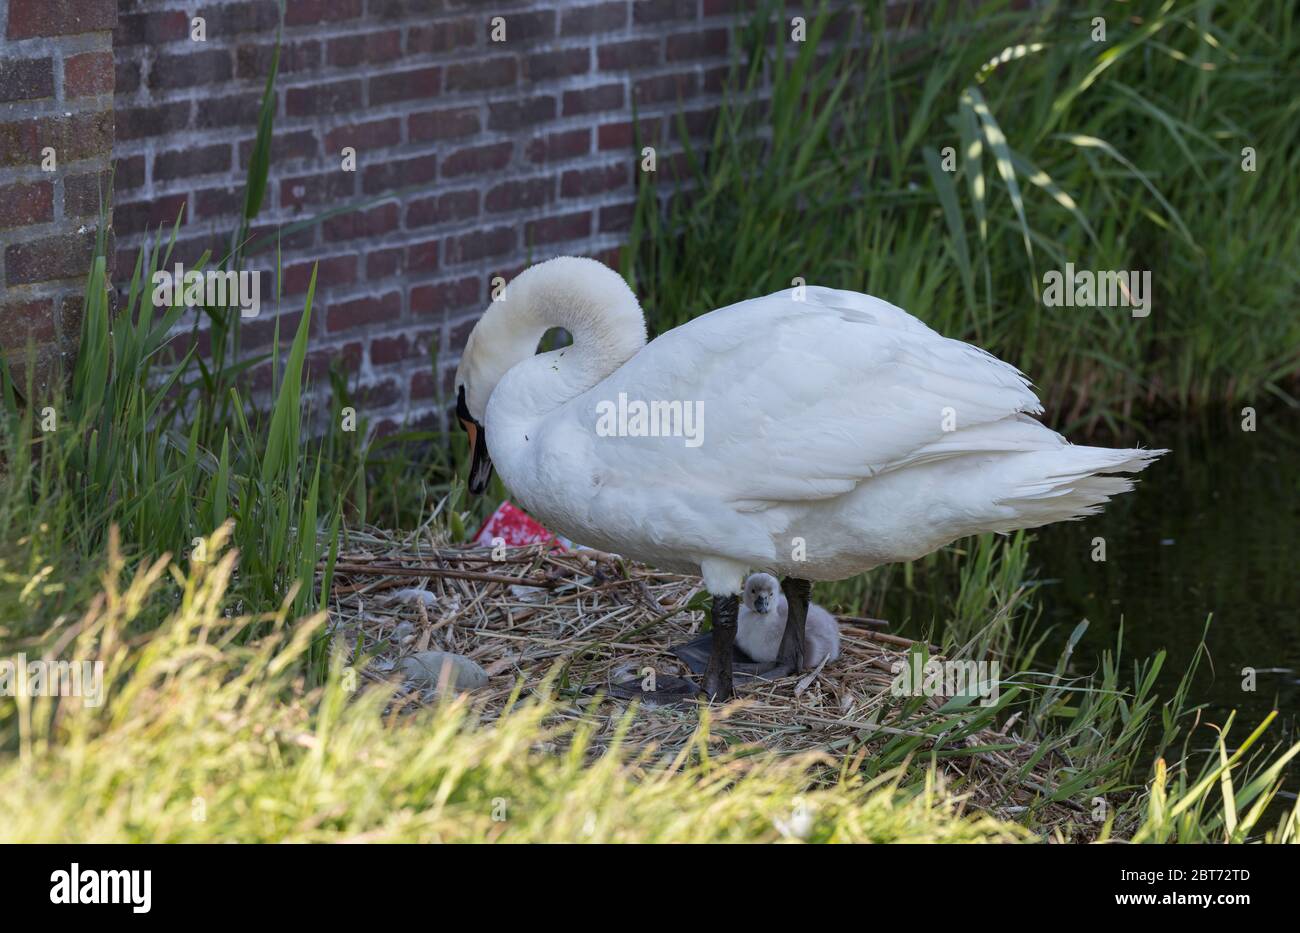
1032, 417, 1299, 744
871, 414, 1299, 764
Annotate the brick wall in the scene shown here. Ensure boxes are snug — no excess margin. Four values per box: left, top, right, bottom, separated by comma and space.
112, 0, 765, 434
1, 0, 825, 426
0, 0, 116, 396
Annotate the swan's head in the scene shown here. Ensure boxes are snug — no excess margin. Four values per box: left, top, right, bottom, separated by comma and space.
454, 256, 647, 495
742, 573, 781, 616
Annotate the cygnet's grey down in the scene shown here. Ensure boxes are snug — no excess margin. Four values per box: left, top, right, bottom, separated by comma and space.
737, 573, 841, 669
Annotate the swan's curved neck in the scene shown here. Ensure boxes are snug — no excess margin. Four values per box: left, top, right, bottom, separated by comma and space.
464, 257, 647, 421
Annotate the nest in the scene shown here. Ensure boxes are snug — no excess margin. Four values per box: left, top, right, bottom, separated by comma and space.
326, 530, 1086, 827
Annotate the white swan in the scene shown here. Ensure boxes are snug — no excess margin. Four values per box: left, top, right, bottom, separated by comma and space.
739, 573, 840, 670
454, 256, 1165, 699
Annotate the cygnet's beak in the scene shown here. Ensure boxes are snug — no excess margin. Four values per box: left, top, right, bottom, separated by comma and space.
752, 596, 770, 614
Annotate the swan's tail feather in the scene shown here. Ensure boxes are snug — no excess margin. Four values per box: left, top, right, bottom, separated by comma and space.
989, 446, 1167, 531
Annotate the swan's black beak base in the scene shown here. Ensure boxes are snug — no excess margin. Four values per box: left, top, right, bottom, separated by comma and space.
457, 385, 494, 495
468, 433, 493, 495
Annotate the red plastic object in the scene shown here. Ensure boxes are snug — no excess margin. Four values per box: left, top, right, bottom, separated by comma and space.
473, 501, 569, 550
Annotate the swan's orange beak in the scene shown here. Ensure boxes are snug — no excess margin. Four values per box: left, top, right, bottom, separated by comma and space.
457, 385, 494, 495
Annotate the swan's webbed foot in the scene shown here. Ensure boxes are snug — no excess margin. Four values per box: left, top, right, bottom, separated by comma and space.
703, 593, 740, 701
604, 673, 703, 705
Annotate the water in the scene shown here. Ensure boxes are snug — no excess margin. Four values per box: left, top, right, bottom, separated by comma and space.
1032, 416, 1300, 749
869, 413, 1299, 777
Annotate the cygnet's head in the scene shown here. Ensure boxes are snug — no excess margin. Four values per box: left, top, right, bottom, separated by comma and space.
742, 573, 781, 616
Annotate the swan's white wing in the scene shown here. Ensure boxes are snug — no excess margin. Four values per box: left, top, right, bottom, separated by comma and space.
572, 286, 1044, 508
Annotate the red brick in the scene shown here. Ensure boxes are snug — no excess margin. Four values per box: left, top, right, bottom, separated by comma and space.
409, 106, 480, 143
485, 178, 554, 213
7, 0, 116, 39
440, 142, 512, 179
406, 239, 439, 274
634, 72, 698, 104
561, 3, 628, 35
372, 329, 435, 366
562, 83, 624, 116
352, 378, 402, 409
370, 66, 440, 106
1, 111, 114, 166
526, 211, 592, 246
285, 0, 362, 26
242, 309, 306, 350
149, 49, 232, 89
362, 154, 437, 195
409, 369, 438, 400
0, 58, 54, 102
600, 202, 636, 233
4, 229, 97, 284
197, 93, 261, 129
598, 39, 661, 70
444, 227, 515, 264
525, 129, 591, 164
523, 49, 590, 81
407, 19, 477, 54
63, 51, 112, 97
286, 80, 363, 117
115, 102, 191, 141
245, 221, 316, 254
65, 171, 113, 217
412, 277, 481, 317
0, 298, 57, 347
280, 171, 355, 210
599, 118, 661, 151
194, 186, 241, 220
154, 144, 231, 182
322, 203, 400, 241
0, 181, 53, 228
488, 96, 556, 131
561, 164, 629, 198
366, 247, 402, 280
445, 57, 516, 92
633, 0, 697, 23
195, 1, 281, 34
113, 195, 188, 236
283, 256, 356, 295
327, 30, 402, 67
326, 291, 401, 333
115, 59, 140, 94
666, 29, 729, 60
407, 190, 479, 228
113, 155, 146, 190
702, 64, 729, 94
325, 118, 402, 153
236, 41, 322, 79
114, 10, 188, 45
239, 130, 319, 168
703, 0, 759, 13
493, 10, 554, 42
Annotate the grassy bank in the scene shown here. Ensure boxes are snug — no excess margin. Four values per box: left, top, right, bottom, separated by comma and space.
2, 529, 1297, 843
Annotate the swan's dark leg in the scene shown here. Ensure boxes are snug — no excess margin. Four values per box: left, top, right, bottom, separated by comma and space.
773, 577, 811, 676
703, 594, 739, 701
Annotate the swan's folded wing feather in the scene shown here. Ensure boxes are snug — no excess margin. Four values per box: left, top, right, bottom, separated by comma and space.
580, 287, 1043, 507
